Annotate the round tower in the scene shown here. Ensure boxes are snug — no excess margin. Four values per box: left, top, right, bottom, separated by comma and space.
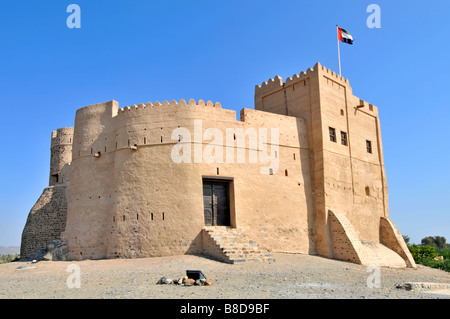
49, 127, 74, 186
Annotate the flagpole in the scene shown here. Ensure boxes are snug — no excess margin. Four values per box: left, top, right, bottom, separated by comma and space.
336, 25, 341, 76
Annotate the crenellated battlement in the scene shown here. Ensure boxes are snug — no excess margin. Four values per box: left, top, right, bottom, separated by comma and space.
355, 99, 378, 114
319, 64, 349, 85
255, 62, 350, 99
51, 127, 74, 148
116, 99, 223, 115
284, 69, 312, 87
254, 75, 284, 95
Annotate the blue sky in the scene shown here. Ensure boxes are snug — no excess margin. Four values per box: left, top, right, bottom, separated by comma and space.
0, 1, 449, 247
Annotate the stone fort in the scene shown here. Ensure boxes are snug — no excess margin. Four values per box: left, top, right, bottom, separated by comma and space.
21, 63, 416, 268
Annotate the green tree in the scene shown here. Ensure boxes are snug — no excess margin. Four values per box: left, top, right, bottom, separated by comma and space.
434, 236, 446, 249
421, 236, 436, 246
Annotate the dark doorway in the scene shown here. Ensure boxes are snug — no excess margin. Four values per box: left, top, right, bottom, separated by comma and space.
203, 180, 230, 226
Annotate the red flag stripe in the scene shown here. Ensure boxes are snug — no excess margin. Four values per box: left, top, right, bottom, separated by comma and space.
337, 27, 343, 42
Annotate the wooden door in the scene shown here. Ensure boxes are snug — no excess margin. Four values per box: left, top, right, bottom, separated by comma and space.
203, 181, 230, 226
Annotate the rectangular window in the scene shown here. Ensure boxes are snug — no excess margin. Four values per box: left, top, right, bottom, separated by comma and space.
341, 131, 348, 146
366, 140, 372, 153
329, 127, 336, 142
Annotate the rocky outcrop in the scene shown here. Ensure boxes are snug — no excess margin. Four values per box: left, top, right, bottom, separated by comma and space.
27, 239, 68, 262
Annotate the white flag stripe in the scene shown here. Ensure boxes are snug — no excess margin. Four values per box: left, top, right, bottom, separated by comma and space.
342, 32, 353, 41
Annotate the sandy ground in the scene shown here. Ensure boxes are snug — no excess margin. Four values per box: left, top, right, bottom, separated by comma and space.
0, 253, 449, 299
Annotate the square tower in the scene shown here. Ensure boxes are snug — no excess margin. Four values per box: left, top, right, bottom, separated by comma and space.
254, 63, 413, 267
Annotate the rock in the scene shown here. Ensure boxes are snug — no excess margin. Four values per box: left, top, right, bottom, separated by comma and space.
42, 251, 53, 261
27, 240, 68, 262
157, 277, 173, 285
182, 278, 195, 285
174, 278, 184, 285
51, 242, 68, 261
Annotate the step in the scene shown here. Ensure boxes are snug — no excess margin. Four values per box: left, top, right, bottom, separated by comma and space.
202, 226, 275, 264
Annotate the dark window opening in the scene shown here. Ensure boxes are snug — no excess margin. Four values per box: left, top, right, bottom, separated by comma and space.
341, 131, 348, 146
50, 174, 58, 184
366, 140, 372, 153
329, 127, 336, 142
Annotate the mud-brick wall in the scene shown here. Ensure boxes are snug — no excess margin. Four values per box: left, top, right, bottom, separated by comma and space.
20, 185, 67, 259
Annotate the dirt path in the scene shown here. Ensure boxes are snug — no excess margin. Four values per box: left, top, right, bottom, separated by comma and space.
0, 253, 449, 299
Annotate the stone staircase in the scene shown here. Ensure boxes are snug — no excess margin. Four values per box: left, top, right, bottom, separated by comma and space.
202, 226, 275, 264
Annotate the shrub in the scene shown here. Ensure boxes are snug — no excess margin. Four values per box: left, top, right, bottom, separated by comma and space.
408, 244, 437, 262
0, 254, 20, 264
408, 244, 450, 272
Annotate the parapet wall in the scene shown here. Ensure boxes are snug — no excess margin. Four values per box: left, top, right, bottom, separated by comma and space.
71, 99, 235, 160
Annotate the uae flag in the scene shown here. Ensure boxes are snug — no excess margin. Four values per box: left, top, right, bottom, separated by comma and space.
337, 27, 353, 45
